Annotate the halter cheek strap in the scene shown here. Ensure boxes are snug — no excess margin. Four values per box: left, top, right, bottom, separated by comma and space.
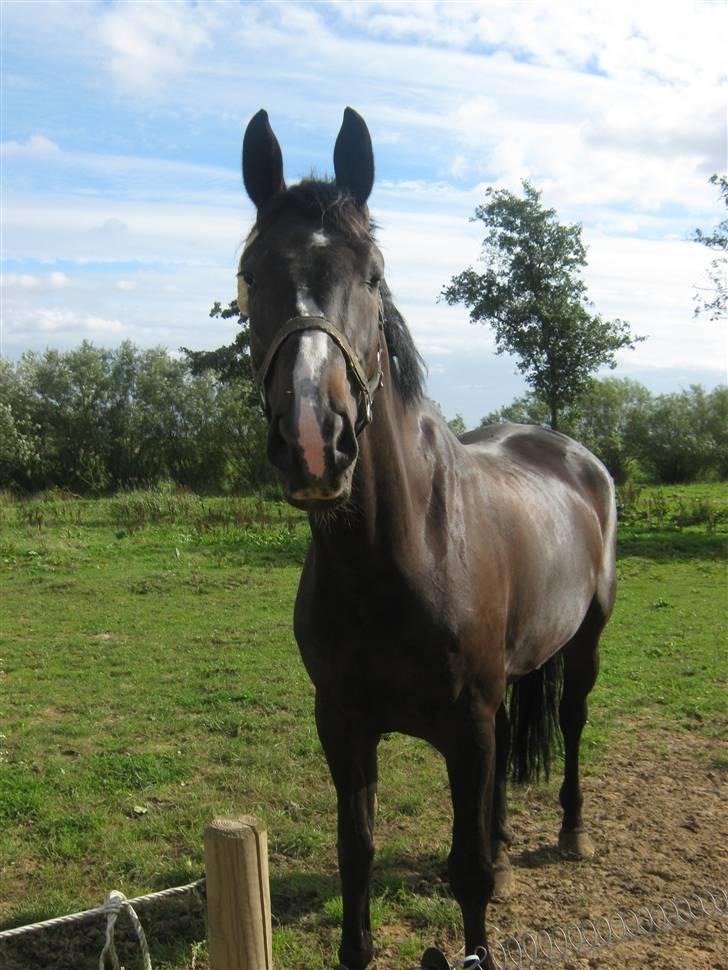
255, 306, 384, 436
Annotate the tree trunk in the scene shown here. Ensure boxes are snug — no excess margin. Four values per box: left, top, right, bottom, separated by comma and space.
550, 403, 559, 431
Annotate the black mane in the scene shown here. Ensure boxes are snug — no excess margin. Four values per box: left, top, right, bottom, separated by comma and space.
258, 178, 425, 404
380, 280, 425, 405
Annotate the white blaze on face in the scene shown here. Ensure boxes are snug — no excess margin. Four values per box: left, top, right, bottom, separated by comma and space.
296, 287, 319, 316
309, 229, 328, 248
293, 330, 330, 479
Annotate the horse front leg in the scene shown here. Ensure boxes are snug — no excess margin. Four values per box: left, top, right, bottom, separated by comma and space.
443, 698, 498, 969
315, 691, 378, 970
491, 702, 514, 897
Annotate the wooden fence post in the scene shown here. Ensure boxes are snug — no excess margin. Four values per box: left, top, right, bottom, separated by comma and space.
204, 816, 273, 970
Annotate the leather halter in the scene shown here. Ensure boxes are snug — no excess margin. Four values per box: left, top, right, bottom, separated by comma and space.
255, 300, 385, 436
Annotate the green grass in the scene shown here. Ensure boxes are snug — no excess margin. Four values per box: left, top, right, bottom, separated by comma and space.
0, 485, 725, 968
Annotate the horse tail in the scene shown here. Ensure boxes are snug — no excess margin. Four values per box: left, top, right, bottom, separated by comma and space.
507, 653, 564, 784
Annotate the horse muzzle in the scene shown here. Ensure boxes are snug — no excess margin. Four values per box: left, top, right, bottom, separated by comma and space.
267, 395, 358, 509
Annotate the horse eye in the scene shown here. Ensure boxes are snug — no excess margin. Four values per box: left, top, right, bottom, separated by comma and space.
239, 270, 255, 287
367, 274, 381, 290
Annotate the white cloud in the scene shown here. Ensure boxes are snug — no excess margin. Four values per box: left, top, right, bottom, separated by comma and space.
3, 193, 248, 267
98, 0, 215, 95
92, 218, 129, 236
584, 236, 728, 373
2, 0, 725, 420
329, 1, 726, 86
8, 307, 124, 338
0, 134, 60, 157
1, 273, 41, 290
1, 271, 70, 290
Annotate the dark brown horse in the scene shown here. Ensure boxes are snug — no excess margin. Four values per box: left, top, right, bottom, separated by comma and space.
238, 107, 617, 970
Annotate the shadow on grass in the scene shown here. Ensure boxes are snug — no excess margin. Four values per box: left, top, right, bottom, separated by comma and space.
617, 529, 727, 562
0, 893, 206, 970
271, 850, 450, 926
271, 869, 341, 923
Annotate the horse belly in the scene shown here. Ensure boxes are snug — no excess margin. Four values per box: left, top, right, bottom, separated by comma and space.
504, 550, 600, 678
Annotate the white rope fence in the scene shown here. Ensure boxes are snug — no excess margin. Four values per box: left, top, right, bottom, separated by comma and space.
0, 879, 205, 970
0, 878, 205, 942
99, 891, 152, 970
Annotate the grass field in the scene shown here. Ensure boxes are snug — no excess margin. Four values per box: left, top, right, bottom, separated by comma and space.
0, 483, 726, 968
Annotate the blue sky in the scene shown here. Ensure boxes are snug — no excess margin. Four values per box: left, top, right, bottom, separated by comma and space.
1, 0, 726, 427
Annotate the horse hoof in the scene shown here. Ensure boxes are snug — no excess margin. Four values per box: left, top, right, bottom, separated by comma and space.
493, 861, 514, 899
558, 828, 595, 859
491, 841, 514, 899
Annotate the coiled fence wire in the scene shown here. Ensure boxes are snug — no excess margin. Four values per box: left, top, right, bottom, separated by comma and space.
486, 886, 727, 968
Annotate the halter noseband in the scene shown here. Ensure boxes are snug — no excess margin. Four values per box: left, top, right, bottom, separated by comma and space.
255, 302, 385, 436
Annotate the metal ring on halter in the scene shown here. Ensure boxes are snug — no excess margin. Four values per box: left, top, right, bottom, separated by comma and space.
255, 300, 385, 437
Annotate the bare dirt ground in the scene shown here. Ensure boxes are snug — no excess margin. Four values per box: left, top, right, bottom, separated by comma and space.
2, 722, 726, 969
472, 721, 727, 970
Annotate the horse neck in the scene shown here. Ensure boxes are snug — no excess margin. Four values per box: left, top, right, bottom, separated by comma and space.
308, 368, 430, 561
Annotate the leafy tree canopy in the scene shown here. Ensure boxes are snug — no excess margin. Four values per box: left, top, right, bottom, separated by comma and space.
693, 173, 727, 321
442, 180, 642, 429
181, 300, 255, 387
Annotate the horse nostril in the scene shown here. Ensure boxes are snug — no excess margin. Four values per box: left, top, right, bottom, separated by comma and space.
333, 412, 358, 472
267, 415, 294, 473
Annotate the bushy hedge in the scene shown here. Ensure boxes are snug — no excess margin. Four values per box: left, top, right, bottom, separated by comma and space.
481, 378, 728, 484
2, 343, 725, 494
0, 342, 273, 494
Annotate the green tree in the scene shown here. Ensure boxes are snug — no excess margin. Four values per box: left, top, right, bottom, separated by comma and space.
0, 360, 40, 486
565, 377, 652, 484
0, 341, 273, 495
182, 300, 254, 384
634, 385, 724, 484
447, 413, 467, 437
442, 180, 642, 430
14, 343, 114, 491
481, 392, 550, 429
693, 173, 727, 320
481, 380, 728, 484
181, 299, 271, 490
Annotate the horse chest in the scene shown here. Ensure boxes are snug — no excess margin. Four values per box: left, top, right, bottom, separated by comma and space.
294, 574, 469, 732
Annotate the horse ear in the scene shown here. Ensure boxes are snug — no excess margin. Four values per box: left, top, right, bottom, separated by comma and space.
242, 109, 286, 208
334, 107, 374, 207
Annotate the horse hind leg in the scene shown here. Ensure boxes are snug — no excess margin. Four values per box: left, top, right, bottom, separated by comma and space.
557, 601, 605, 859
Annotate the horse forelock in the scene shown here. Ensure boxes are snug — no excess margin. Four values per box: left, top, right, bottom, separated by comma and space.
256, 178, 373, 243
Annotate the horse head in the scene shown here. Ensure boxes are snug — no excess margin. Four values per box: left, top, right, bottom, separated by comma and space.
240, 108, 385, 510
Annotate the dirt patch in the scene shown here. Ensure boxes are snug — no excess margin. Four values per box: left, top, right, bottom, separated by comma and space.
460, 722, 727, 970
